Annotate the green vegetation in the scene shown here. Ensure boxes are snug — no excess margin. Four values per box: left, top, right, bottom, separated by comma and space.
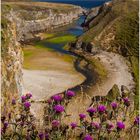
90, 58, 107, 80
114, 5, 139, 109
80, 0, 139, 109
130, 56, 139, 109
47, 35, 76, 44
115, 12, 139, 57
45, 33, 55, 39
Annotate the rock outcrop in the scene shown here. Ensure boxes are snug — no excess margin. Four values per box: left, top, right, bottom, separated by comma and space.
1, 6, 23, 115
3, 2, 84, 43
106, 84, 120, 102
1, 2, 84, 114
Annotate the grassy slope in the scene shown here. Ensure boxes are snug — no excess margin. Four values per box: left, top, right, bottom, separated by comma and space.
80, 0, 139, 109
47, 35, 76, 44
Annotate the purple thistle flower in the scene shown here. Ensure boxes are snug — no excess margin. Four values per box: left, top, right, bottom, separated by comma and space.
87, 107, 96, 116
111, 102, 118, 110
52, 94, 62, 102
54, 105, 64, 113
3, 122, 8, 129
117, 121, 125, 131
19, 121, 24, 126
26, 133, 30, 140
79, 113, 86, 120
52, 120, 60, 127
47, 99, 52, 104
1, 128, 4, 134
38, 132, 44, 140
12, 99, 16, 105
83, 134, 93, 140
91, 122, 100, 130
26, 92, 32, 99
66, 90, 75, 98
21, 95, 26, 102
70, 122, 77, 129
123, 97, 130, 107
45, 133, 49, 140
24, 101, 31, 109
106, 122, 114, 132
97, 105, 106, 114
134, 116, 139, 125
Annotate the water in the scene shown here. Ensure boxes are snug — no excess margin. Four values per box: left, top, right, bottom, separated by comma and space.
41, 15, 86, 54
35, 0, 111, 54
34, 0, 111, 9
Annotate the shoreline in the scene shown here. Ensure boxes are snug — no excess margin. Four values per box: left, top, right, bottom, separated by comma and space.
63, 49, 135, 124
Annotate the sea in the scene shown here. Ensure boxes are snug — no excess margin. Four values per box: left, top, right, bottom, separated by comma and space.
33, 0, 111, 9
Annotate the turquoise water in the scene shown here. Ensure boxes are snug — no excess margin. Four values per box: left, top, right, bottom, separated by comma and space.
40, 15, 85, 54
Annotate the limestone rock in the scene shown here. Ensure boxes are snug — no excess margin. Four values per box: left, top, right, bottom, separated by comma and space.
121, 85, 130, 97
106, 84, 120, 101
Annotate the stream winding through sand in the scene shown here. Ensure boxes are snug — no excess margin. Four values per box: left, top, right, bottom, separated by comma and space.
23, 13, 134, 126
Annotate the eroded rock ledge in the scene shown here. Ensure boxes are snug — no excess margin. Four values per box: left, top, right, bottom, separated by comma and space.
3, 2, 85, 43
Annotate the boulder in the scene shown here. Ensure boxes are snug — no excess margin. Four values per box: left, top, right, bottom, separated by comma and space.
121, 85, 130, 97
106, 84, 120, 101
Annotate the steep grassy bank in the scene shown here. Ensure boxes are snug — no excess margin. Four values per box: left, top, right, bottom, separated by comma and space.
78, 0, 139, 109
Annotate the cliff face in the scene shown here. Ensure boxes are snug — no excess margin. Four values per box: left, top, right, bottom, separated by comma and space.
71, 0, 139, 109
1, 6, 23, 115
80, 0, 138, 56
1, 2, 84, 114
3, 2, 84, 43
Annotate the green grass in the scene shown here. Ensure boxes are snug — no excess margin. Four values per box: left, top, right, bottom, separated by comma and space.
130, 56, 139, 110
47, 35, 76, 44
24, 51, 33, 57
90, 58, 107, 80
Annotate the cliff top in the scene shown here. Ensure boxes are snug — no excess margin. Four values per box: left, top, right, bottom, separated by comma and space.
2, 1, 80, 11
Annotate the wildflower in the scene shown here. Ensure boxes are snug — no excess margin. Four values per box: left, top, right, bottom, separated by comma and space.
106, 122, 114, 133
12, 99, 16, 105
66, 90, 75, 98
38, 132, 44, 140
111, 102, 118, 110
21, 95, 26, 102
26, 133, 30, 140
54, 105, 64, 113
1, 129, 4, 134
3, 122, 8, 129
19, 121, 24, 126
91, 122, 100, 130
79, 113, 86, 120
134, 116, 139, 125
87, 107, 96, 117
26, 92, 32, 99
123, 97, 130, 107
70, 122, 77, 129
97, 105, 106, 114
117, 121, 125, 131
83, 134, 93, 140
52, 94, 62, 102
52, 120, 60, 127
1, 116, 6, 123
24, 101, 31, 109
45, 133, 49, 140
47, 99, 52, 104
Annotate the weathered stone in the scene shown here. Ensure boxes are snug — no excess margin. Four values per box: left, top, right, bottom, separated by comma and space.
5, 5, 84, 43
106, 84, 120, 101
121, 85, 130, 97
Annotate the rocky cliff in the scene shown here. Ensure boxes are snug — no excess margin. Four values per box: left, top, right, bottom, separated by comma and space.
1, 2, 84, 114
1, 5, 23, 115
70, 0, 139, 109
3, 2, 84, 43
